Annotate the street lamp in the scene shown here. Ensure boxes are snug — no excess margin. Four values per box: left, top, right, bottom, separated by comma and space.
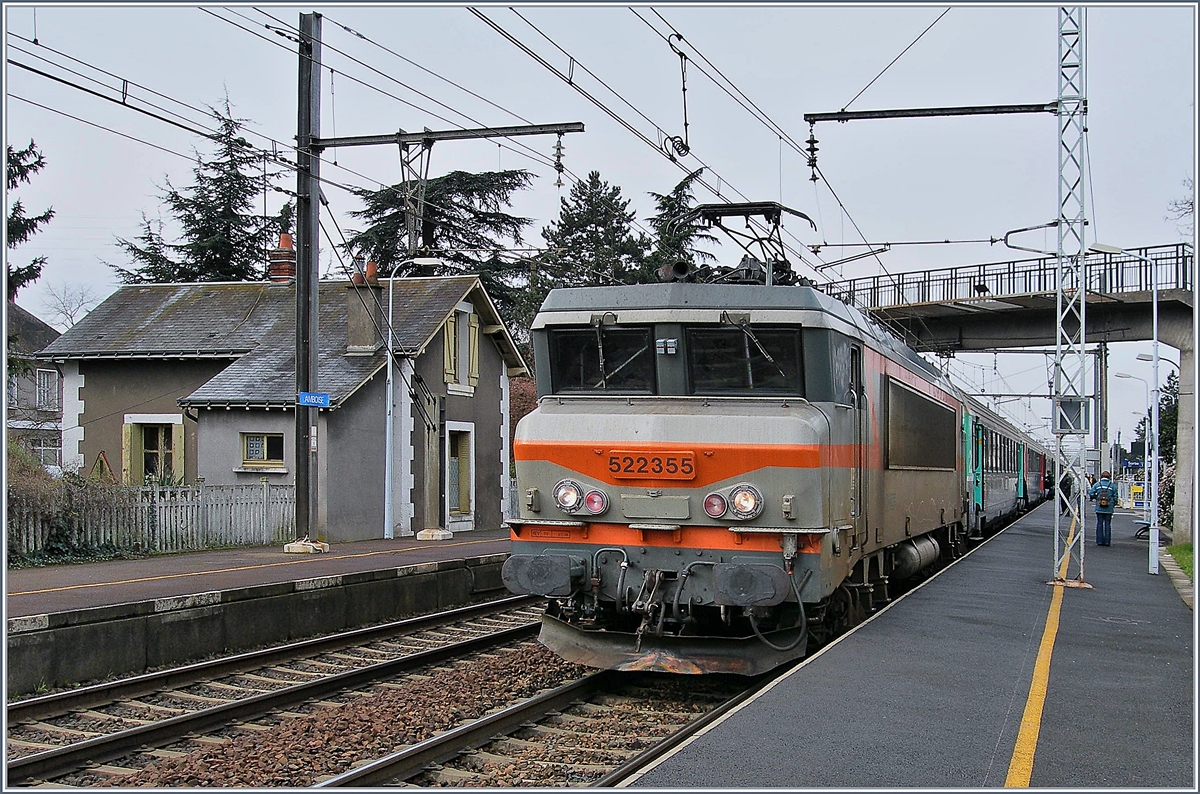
1091, 242, 1160, 574
1115, 372, 1151, 524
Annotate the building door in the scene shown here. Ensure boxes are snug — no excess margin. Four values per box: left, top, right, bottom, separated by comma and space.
445, 422, 475, 531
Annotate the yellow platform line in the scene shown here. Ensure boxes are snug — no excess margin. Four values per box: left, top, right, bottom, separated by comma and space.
1004, 516, 1077, 787
7, 538, 504, 598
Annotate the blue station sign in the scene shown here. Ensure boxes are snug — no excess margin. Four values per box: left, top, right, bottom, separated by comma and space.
298, 391, 331, 408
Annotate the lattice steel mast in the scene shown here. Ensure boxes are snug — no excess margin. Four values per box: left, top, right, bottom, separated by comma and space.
1052, 7, 1090, 587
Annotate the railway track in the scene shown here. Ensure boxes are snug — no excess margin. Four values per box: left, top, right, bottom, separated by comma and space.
8, 596, 780, 788
316, 669, 777, 787
5, 596, 545, 785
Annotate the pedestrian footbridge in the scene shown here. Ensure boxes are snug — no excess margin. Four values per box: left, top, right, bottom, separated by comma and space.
821, 242, 1192, 353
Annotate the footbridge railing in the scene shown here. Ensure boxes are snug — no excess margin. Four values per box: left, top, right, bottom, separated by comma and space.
821, 243, 1193, 311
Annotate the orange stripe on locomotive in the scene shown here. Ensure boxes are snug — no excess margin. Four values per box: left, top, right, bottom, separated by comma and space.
513, 522, 825, 554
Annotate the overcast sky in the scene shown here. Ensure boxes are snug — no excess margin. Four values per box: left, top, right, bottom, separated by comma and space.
4, 2, 1195, 451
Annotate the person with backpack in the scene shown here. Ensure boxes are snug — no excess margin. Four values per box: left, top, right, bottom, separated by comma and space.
1059, 472, 1074, 515
1088, 471, 1118, 546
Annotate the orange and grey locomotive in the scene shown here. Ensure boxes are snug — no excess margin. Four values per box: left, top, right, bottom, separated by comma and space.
502, 212, 1046, 676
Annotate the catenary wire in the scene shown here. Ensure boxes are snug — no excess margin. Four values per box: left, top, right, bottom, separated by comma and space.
6, 39, 228, 137
222, 7, 787, 271
7, 60, 216, 140
635, 8, 997, 274
841, 8, 951, 111
255, 8, 691, 252
9, 94, 195, 162
10, 32, 577, 250
474, 7, 828, 278
12, 32, 666, 301
203, 8, 650, 243
320, 11, 537, 126
244, 7, 560, 172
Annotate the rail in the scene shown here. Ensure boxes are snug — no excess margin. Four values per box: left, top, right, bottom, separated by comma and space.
821, 243, 1193, 311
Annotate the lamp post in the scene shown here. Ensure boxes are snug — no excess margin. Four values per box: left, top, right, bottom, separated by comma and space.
1116, 372, 1151, 524
1091, 243, 1159, 574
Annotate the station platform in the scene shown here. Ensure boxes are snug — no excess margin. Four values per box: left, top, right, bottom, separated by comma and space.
4, 528, 511, 618
5, 528, 515, 695
629, 503, 1195, 788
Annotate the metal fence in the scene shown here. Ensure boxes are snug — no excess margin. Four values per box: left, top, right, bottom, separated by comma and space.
822, 243, 1194, 311
7, 480, 296, 557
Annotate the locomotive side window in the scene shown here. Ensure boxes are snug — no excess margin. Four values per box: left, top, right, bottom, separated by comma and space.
886, 378, 956, 470
547, 327, 655, 393
685, 326, 804, 395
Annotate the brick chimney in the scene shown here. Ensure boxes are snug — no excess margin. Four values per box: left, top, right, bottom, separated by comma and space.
268, 233, 296, 283
346, 260, 383, 353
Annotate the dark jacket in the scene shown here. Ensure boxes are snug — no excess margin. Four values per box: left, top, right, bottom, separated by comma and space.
1088, 478, 1118, 515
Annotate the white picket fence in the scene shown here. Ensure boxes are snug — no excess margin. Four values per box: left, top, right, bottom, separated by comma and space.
7, 481, 296, 556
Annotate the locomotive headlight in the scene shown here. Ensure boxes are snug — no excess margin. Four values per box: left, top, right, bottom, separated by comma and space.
553, 479, 585, 513
728, 484, 764, 520
703, 493, 728, 518
583, 489, 609, 515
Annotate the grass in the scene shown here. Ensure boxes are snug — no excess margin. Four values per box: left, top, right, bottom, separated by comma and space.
1165, 543, 1193, 581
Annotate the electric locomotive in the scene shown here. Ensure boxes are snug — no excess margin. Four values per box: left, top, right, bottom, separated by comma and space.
502, 203, 1047, 675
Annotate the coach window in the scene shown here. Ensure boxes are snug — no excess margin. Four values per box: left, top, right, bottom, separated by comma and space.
686, 326, 803, 395
548, 326, 655, 394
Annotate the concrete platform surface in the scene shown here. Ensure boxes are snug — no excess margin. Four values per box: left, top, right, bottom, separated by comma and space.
5, 529, 511, 619
629, 504, 1194, 788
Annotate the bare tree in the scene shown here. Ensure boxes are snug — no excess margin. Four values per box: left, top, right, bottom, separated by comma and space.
1166, 176, 1194, 237
40, 282, 99, 330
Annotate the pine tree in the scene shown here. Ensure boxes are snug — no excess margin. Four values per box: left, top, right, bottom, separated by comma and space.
646, 167, 718, 280
540, 171, 650, 287
343, 169, 534, 332
6, 140, 54, 301
508, 171, 650, 348
109, 99, 285, 283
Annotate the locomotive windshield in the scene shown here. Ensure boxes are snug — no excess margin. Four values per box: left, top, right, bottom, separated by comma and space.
548, 326, 655, 393
686, 325, 804, 395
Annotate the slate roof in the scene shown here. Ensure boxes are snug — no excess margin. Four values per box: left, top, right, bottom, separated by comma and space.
6, 302, 61, 354
38, 277, 527, 408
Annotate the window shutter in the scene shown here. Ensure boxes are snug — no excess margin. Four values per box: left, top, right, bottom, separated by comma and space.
468, 313, 480, 387
121, 422, 134, 485
171, 423, 185, 481
443, 315, 457, 382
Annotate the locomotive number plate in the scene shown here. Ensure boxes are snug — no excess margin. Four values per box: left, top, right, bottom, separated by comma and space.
607, 450, 696, 479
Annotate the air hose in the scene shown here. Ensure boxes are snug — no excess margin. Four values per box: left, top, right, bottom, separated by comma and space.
748, 569, 813, 653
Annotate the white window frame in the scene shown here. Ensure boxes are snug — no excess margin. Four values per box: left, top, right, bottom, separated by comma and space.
35, 368, 59, 411
30, 436, 61, 467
